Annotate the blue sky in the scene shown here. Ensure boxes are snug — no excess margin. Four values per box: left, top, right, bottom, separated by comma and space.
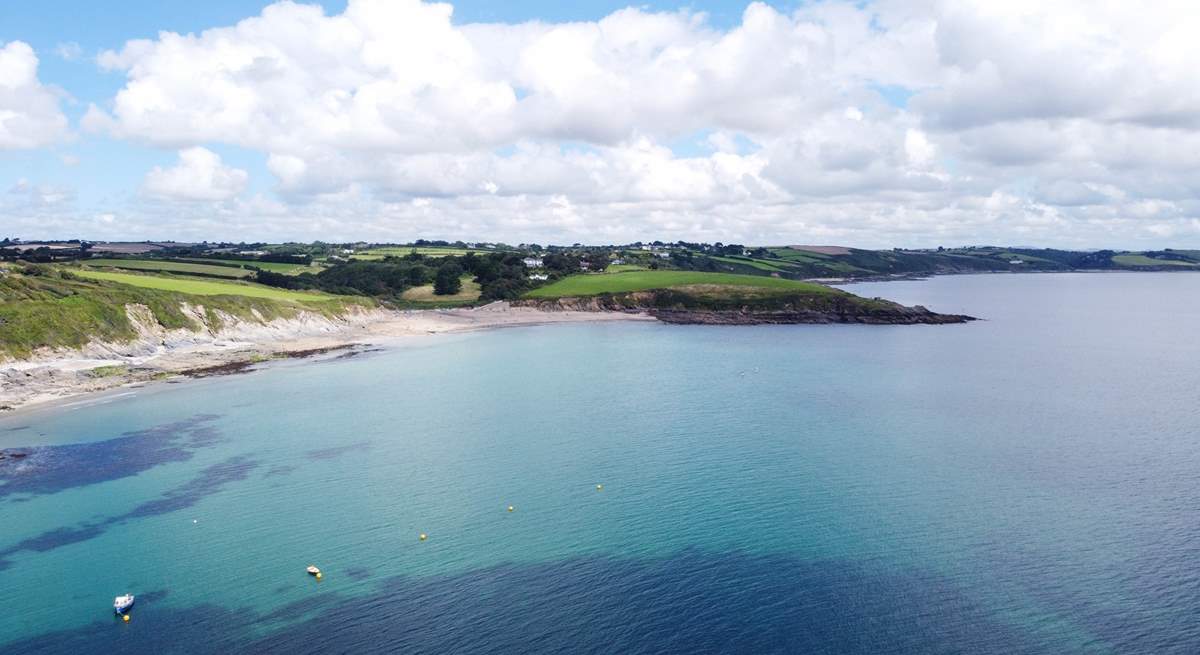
1, 1, 1197, 247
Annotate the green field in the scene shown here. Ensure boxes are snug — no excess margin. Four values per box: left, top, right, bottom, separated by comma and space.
74, 270, 335, 302
174, 258, 321, 274
85, 258, 254, 278
767, 247, 831, 262
709, 255, 792, 272
1112, 255, 1197, 267
525, 271, 834, 298
399, 277, 481, 303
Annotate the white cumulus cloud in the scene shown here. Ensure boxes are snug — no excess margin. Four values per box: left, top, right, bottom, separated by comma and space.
142, 147, 249, 201
0, 41, 70, 149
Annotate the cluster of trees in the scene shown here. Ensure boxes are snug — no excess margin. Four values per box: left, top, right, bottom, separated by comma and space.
255, 251, 533, 302
0, 244, 92, 263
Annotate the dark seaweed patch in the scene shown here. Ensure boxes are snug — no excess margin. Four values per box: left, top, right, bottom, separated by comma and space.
0, 414, 223, 501
0, 456, 259, 571
124, 456, 258, 519
1, 550, 1069, 655
344, 567, 372, 582
303, 442, 370, 461
137, 589, 170, 605
263, 464, 297, 478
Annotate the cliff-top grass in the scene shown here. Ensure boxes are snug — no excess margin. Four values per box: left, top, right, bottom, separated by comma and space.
74, 269, 335, 302
524, 270, 835, 299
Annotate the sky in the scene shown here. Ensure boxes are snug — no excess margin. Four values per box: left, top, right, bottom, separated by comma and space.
2, 0, 1199, 248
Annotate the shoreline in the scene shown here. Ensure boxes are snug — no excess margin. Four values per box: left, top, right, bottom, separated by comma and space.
0, 303, 654, 418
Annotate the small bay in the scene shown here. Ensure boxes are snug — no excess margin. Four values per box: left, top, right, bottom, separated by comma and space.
2, 272, 1199, 653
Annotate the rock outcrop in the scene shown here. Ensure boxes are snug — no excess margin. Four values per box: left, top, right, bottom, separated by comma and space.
514, 288, 974, 325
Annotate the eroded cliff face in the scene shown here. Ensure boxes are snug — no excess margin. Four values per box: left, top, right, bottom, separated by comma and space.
6, 302, 390, 365
0, 302, 393, 411
513, 291, 974, 325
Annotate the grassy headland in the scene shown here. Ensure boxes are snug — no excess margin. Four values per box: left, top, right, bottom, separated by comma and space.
519, 270, 970, 324
524, 271, 832, 298
0, 266, 367, 359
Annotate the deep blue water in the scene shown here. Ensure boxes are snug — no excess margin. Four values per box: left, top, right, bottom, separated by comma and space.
2, 272, 1200, 653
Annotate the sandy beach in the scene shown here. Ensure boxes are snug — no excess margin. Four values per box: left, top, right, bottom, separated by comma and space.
0, 302, 652, 416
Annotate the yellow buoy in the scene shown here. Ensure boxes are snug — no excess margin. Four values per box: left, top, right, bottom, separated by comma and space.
596, 484, 603, 491
316, 572, 323, 579
419, 533, 427, 541
122, 614, 130, 623
507, 505, 514, 512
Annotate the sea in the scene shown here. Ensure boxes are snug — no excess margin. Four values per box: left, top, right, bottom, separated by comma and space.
1, 271, 1199, 654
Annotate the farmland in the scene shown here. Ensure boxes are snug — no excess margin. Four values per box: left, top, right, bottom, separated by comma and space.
1111, 254, 1197, 267
73, 270, 336, 302
84, 258, 255, 278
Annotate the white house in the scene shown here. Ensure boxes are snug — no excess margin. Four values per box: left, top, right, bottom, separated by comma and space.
529, 273, 549, 281
1009, 259, 1024, 265
522, 257, 544, 268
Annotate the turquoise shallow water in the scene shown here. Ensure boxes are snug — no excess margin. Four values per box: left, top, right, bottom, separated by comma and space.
2, 272, 1200, 653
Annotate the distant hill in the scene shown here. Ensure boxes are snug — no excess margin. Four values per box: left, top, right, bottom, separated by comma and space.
671, 246, 1200, 281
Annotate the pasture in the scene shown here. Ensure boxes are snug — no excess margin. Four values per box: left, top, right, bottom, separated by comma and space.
73, 270, 335, 302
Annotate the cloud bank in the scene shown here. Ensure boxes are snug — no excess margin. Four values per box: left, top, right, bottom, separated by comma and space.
14, 1, 1200, 245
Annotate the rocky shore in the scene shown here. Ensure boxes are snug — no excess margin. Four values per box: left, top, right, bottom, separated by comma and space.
0, 301, 652, 415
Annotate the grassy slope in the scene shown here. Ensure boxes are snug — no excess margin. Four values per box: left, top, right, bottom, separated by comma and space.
399, 277, 482, 303
525, 271, 835, 298
1111, 254, 1197, 267
74, 270, 335, 302
85, 258, 255, 278
0, 269, 365, 359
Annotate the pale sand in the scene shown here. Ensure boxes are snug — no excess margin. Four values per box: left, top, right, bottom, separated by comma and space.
0, 302, 653, 416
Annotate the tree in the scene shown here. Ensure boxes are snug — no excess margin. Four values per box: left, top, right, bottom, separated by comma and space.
434, 263, 463, 295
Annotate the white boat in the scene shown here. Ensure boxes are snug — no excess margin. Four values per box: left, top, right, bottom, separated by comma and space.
306, 565, 321, 576
113, 594, 135, 614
